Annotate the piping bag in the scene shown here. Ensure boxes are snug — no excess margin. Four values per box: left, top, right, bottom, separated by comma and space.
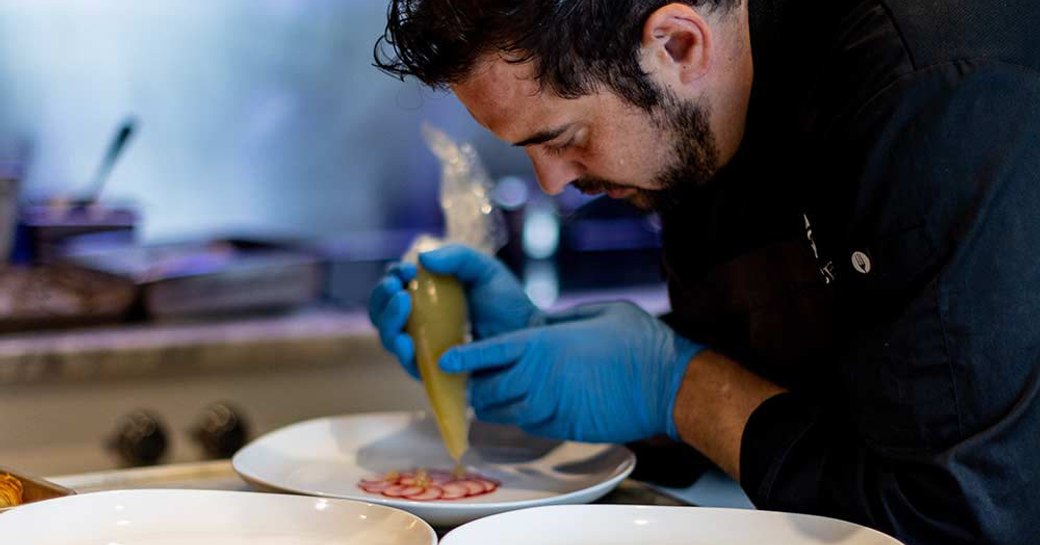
403, 124, 505, 475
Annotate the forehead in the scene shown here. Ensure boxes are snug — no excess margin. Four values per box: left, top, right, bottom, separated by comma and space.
452, 57, 569, 141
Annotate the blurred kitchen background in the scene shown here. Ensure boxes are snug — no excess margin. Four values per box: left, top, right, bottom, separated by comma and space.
0, 0, 671, 481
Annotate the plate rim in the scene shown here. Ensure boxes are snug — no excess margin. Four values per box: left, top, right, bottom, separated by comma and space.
0, 488, 438, 544
232, 410, 637, 514
440, 504, 906, 545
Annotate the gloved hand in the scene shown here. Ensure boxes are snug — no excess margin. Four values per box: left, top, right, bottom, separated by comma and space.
368, 260, 420, 377
368, 244, 543, 378
439, 301, 706, 443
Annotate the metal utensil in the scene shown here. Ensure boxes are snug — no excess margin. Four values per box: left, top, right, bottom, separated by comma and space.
82, 117, 137, 204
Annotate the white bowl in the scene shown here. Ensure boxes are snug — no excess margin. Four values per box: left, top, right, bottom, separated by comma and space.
0, 489, 436, 545
441, 505, 904, 545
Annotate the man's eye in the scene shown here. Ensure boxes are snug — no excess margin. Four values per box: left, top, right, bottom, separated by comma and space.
543, 141, 571, 157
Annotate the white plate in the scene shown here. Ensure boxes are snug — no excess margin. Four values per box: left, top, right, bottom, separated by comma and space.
0, 489, 436, 545
441, 505, 905, 545
233, 411, 635, 526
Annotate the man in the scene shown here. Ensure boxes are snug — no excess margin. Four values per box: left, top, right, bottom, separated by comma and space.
368, 1, 1040, 543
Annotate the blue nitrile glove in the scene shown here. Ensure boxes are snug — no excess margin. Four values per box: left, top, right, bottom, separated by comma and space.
439, 301, 706, 443
368, 244, 544, 378
368, 261, 420, 377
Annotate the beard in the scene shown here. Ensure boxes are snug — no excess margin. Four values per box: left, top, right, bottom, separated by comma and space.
572, 89, 719, 212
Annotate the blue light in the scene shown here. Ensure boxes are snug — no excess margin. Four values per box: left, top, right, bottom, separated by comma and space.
521, 204, 559, 259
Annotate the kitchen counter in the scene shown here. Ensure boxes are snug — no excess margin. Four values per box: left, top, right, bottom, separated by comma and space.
0, 283, 669, 385
49, 460, 752, 509
49, 460, 687, 507
48, 460, 693, 533
0, 308, 429, 475
0, 285, 676, 479
0, 307, 377, 385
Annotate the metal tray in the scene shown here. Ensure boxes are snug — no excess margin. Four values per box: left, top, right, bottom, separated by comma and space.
0, 265, 136, 333
60, 239, 323, 320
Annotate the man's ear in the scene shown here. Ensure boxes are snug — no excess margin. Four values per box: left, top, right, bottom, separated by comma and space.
640, 3, 713, 86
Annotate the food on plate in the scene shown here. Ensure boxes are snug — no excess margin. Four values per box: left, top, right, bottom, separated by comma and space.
406, 267, 471, 470
0, 473, 24, 507
358, 468, 499, 501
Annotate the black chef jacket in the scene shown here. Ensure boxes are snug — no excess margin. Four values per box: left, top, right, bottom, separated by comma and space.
659, 0, 1040, 544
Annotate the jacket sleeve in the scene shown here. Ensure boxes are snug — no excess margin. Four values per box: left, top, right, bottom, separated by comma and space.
740, 62, 1040, 545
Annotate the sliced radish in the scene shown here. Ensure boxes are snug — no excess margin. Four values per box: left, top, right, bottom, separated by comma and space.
360, 481, 395, 493
440, 482, 469, 500
406, 485, 443, 501
427, 472, 453, 484
381, 484, 412, 498
457, 480, 485, 496
359, 468, 501, 501
471, 478, 499, 493
400, 485, 426, 496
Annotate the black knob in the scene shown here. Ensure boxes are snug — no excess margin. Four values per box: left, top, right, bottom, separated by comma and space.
107, 410, 168, 467
191, 402, 250, 459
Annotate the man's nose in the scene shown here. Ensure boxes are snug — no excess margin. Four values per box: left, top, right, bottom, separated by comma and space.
529, 153, 582, 195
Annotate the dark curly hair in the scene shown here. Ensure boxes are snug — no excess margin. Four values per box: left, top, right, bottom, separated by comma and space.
373, 0, 740, 110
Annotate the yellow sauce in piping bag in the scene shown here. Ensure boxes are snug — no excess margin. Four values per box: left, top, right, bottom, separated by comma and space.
406, 263, 470, 471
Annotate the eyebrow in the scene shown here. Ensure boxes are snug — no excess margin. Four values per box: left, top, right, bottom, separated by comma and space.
511, 124, 571, 147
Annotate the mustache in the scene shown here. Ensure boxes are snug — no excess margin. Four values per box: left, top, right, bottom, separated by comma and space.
572, 177, 631, 195
572, 176, 671, 212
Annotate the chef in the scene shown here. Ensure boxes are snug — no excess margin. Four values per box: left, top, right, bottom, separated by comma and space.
367, 1, 1040, 543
